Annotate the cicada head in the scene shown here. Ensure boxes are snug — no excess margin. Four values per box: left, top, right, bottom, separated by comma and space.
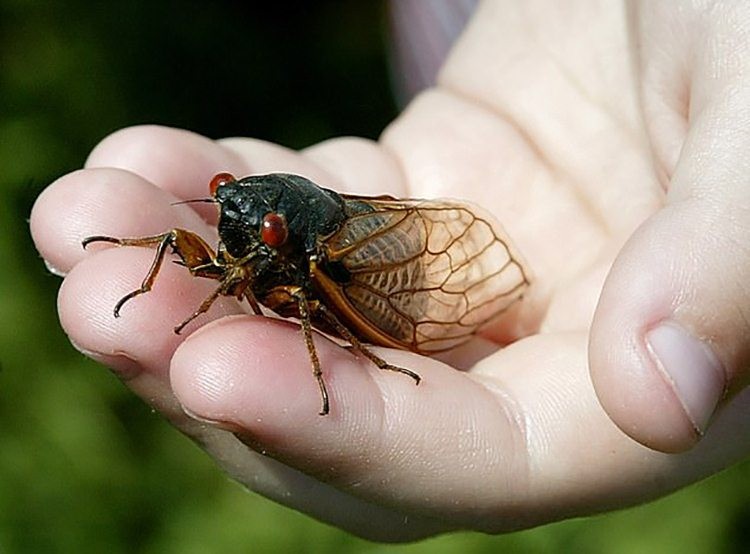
210, 173, 347, 262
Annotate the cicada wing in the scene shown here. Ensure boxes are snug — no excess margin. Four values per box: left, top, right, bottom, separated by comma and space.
318, 195, 530, 353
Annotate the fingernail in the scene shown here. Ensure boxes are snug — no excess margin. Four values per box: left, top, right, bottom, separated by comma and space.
43, 258, 66, 277
645, 322, 725, 434
181, 404, 239, 430
69, 338, 142, 380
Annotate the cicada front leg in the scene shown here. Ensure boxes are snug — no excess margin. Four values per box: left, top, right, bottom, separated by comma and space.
82, 229, 224, 320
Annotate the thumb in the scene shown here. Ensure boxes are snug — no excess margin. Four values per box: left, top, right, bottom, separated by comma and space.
590, 93, 750, 453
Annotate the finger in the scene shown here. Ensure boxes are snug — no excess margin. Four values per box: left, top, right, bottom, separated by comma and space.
220, 136, 410, 197
61, 257, 442, 540
219, 137, 339, 186
32, 166, 238, 410
171, 316, 517, 532
86, 125, 246, 201
437, 1, 662, 237
590, 21, 750, 452
171, 321, 750, 532
31, 126, 302, 276
195, 428, 448, 542
30, 168, 210, 276
85, 126, 381, 204
85, 125, 250, 223
46, 169, 238, 381
302, 136, 408, 196
173, 319, 448, 541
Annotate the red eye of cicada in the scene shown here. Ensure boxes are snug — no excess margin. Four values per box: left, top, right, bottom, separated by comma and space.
261, 212, 288, 247
209, 172, 236, 196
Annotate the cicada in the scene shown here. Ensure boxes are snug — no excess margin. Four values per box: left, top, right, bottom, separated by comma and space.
83, 173, 530, 414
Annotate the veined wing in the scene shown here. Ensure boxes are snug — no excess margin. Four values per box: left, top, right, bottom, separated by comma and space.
316, 195, 530, 353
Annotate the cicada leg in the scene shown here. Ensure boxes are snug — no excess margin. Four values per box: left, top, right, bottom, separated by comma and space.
82, 229, 223, 319
173, 283, 224, 335
315, 303, 422, 385
294, 291, 330, 415
173, 272, 261, 334
243, 291, 263, 315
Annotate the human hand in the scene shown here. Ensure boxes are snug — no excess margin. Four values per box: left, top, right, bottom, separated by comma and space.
30, 1, 750, 541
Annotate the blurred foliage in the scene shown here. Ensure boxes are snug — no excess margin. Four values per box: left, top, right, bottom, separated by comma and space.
0, 0, 748, 553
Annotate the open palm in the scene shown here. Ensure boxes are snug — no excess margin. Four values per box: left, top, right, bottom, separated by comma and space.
31, 1, 750, 541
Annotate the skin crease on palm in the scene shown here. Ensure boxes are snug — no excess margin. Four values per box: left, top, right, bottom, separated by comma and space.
29, 0, 750, 543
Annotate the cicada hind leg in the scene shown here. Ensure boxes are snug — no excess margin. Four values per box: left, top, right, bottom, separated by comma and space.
82, 229, 227, 332
292, 291, 421, 416
316, 304, 421, 385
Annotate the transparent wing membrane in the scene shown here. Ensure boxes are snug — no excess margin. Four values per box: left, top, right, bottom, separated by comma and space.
324, 197, 530, 352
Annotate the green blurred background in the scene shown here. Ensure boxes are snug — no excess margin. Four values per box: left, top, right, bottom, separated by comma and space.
1, 1, 748, 552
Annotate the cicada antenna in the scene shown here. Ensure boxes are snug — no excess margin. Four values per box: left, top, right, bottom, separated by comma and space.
171, 197, 217, 206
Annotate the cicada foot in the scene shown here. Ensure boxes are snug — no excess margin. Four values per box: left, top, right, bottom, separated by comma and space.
83, 232, 177, 317
82, 229, 223, 319
363, 357, 421, 385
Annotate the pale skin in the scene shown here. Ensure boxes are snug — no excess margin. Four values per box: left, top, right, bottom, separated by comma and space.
29, 1, 750, 541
